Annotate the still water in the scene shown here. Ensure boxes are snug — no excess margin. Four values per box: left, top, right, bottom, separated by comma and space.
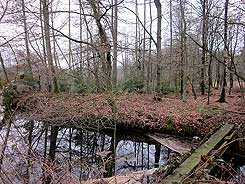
0, 117, 170, 183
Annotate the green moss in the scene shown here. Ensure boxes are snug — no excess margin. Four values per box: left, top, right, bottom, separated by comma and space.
182, 124, 194, 136
3, 84, 18, 111
122, 79, 144, 92
165, 116, 175, 132
164, 124, 234, 183
197, 106, 221, 116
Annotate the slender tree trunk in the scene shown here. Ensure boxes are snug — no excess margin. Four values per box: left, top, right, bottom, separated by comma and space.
229, 25, 239, 95
79, 0, 83, 76
218, 0, 229, 103
142, 0, 146, 83
207, 37, 215, 104
0, 52, 9, 83
154, 0, 162, 93
79, 130, 83, 182
169, 0, 173, 88
229, 59, 233, 95
68, 128, 72, 173
208, 55, 213, 104
42, 0, 59, 93
40, 0, 50, 91
21, 0, 33, 78
68, 0, 72, 69
180, 0, 187, 101
154, 144, 160, 168
50, 1, 59, 72
88, 0, 112, 91
0, 120, 11, 171
200, 0, 208, 95
147, 0, 153, 92
48, 129, 59, 159
26, 121, 34, 182
104, 137, 118, 177
135, 0, 139, 78
112, 0, 118, 88
46, 126, 59, 183
216, 61, 220, 88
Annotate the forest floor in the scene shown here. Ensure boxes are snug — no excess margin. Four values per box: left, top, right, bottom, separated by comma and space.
16, 91, 245, 137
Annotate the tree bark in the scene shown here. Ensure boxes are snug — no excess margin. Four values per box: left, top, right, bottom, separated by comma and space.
39, 0, 51, 91
112, 0, 118, 88
42, 0, 59, 93
21, 0, 33, 79
200, 0, 208, 95
79, 0, 83, 76
180, 0, 187, 101
147, 0, 153, 92
169, 0, 173, 88
0, 52, 9, 83
88, 0, 112, 91
154, 0, 162, 93
218, 0, 229, 103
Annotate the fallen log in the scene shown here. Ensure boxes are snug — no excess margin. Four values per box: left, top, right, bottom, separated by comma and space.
164, 123, 235, 183
147, 134, 191, 154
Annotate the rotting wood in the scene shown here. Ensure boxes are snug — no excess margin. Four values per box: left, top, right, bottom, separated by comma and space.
164, 123, 234, 184
196, 127, 238, 179
147, 134, 191, 154
84, 168, 157, 184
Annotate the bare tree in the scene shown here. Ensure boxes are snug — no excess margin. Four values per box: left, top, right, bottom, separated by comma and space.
154, 0, 162, 93
42, 0, 59, 93
87, 0, 112, 91
179, 0, 187, 101
112, 0, 118, 88
218, 0, 229, 103
200, 0, 208, 95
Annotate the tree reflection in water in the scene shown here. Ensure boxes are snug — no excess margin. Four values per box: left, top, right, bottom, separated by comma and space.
0, 119, 171, 183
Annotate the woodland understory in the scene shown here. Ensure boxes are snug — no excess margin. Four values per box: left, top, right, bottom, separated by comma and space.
0, 0, 245, 183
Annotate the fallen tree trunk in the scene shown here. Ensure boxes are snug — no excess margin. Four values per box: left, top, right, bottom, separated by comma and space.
164, 123, 235, 183
147, 133, 191, 154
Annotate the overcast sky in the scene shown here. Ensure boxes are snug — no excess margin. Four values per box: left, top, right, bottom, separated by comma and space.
0, 0, 244, 68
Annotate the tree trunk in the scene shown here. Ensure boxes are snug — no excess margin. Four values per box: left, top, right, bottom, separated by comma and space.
208, 55, 213, 104
154, 0, 162, 93
39, 0, 51, 91
88, 0, 112, 91
112, 0, 118, 88
135, 0, 139, 79
42, 0, 59, 93
218, 0, 229, 103
169, 0, 173, 88
21, 0, 33, 79
68, 0, 72, 69
154, 144, 160, 168
142, 0, 146, 84
147, 0, 153, 92
0, 52, 9, 83
200, 0, 208, 95
216, 61, 220, 88
180, 0, 187, 101
46, 126, 59, 183
26, 121, 34, 182
79, 0, 83, 76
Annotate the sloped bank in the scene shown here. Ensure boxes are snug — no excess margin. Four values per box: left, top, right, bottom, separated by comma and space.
1, 89, 245, 183
13, 91, 245, 137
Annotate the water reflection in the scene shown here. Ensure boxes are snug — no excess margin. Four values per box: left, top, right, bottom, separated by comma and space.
0, 119, 170, 183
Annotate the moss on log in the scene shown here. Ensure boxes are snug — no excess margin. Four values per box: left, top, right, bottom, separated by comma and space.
163, 123, 234, 184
